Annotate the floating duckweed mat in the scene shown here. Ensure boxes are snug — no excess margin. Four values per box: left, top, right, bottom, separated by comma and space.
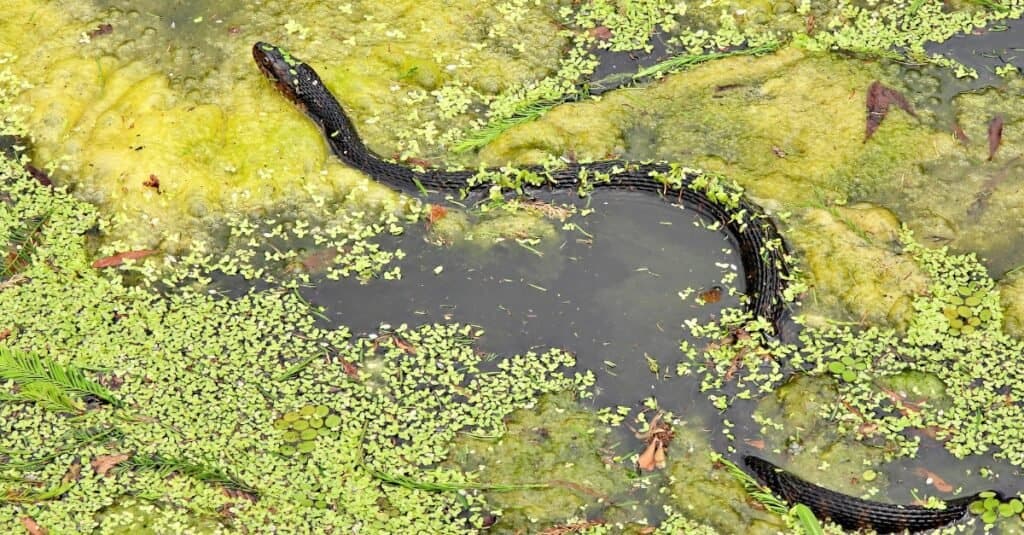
682, 227, 1024, 466
0, 158, 602, 532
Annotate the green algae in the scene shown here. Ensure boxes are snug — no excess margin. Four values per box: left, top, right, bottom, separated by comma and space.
666, 428, 787, 534
0, 154, 597, 532
446, 392, 625, 531
684, 228, 1024, 474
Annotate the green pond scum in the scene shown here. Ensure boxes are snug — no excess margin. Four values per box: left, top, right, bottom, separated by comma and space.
4, 0, 1024, 533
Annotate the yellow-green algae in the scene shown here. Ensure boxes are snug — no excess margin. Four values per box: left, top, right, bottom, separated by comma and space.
0, 0, 571, 249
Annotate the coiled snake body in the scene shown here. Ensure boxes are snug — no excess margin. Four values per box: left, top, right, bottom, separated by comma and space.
253, 41, 986, 533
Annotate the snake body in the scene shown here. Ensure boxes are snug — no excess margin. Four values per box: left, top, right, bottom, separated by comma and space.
745, 456, 987, 533
253, 41, 985, 533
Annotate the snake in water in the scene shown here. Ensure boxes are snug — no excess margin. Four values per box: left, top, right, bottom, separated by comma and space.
252, 41, 990, 533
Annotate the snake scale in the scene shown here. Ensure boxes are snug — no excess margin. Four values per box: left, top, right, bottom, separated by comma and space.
253, 41, 988, 533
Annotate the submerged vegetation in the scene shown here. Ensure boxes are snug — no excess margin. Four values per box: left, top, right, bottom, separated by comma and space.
2, 0, 1024, 533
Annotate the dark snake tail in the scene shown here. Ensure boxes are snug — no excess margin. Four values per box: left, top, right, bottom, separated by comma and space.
745, 456, 989, 533
252, 42, 789, 331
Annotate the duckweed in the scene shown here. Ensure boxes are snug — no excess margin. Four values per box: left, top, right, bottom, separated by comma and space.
273, 404, 344, 456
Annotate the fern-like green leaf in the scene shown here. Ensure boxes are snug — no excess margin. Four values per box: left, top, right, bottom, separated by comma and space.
17, 382, 83, 413
2, 213, 48, 279
126, 454, 258, 495
452, 98, 566, 154
0, 346, 122, 408
719, 456, 790, 515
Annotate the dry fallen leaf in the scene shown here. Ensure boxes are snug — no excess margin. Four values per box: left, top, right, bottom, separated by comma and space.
637, 438, 663, 471
744, 438, 766, 450
865, 80, 916, 141
61, 460, 82, 485
142, 174, 160, 192
589, 26, 612, 40
91, 453, 131, 476
914, 467, 953, 493
20, 517, 46, 535
338, 357, 359, 379
988, 115, 1004, 161
952, 122, 970, 144
426, 204, 448, 227
699, 286, 723, 304
92, 250, 158, 269
296, 248, 339, 273
539, 520, 606, 535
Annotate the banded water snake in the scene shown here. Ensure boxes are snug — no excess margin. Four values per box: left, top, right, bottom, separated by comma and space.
252, 41, 990, 533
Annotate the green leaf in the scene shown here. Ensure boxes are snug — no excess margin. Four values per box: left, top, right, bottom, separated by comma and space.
0, 347, 122, 410
792, 503, 825, 535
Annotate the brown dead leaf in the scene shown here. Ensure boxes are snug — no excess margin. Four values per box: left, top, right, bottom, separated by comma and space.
0, 328, 11, 341
389, 335, 417, 355
61, 460, 82, 485
637, 438, 663, 471
744, 438, 766, 450
589, 26, 612, 40
952, 122, 970, 144
913, 467, 954, 493
338, 357, 359, 379
297, 248, 339, 273
0, 273, 29, 291
24, 165, 53, 187
87, 23, 113, 39
222, 487, 258, 503
426, 204, 448, 228
91, 453, 131, 476
539, 520, 606, 535
142, 174, 161, 193
92, 250, 158, 268
699, 286, 723, 304
865, 80, 916, 141
20, 517, 46, 535
988, 115, 1004, 161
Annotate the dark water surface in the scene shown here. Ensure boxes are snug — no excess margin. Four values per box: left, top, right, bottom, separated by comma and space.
303, 190, 740, 411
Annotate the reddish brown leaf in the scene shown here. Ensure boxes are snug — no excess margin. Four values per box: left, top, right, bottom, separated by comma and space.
24, 165, 53, 187
865, 81, 916, 141
913, 467, 953, 493
589, 26, 612, 40
699, 286, 723, 304
20, 517, 46, 535
952, 122, 970, 145
426, 204, 448, 227
222, 487, 258, 503
91, 453, 131, 476
87, 24, 113, 39
637, 438, 664, 471
297, 248, 339, 273
61, 460, 82, 485
92, 249, 158, 268
744, 438, 766, 450
988, 115, 1004, 161
338, 357, 359, 379
142, 174, 160, 192
538, 520, 607, 535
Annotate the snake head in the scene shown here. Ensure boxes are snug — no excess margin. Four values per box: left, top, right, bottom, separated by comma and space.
252, 42, 322, 111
